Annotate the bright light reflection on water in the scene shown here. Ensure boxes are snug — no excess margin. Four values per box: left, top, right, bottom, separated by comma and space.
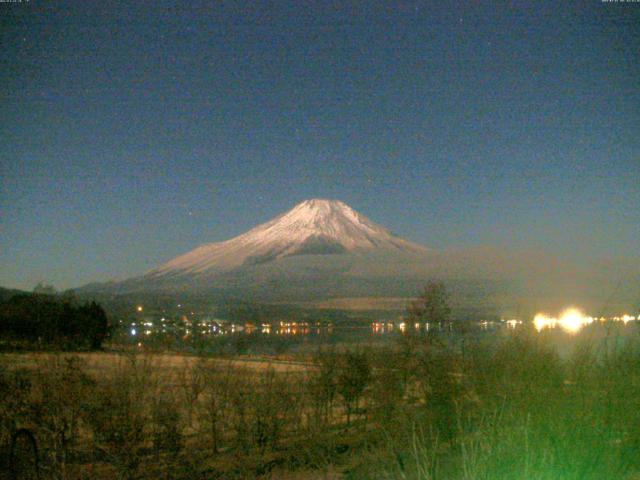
533, 308, 636, 334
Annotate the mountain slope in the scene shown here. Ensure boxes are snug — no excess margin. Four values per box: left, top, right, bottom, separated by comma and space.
149, 199, 428, 277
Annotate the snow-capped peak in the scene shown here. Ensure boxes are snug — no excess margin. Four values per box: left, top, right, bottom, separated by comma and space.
150, 199, 428, 276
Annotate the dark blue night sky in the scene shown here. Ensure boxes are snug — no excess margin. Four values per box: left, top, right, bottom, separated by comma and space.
1, 1, 638, 289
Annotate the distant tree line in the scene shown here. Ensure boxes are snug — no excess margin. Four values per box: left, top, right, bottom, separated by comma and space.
0, 293, 109, 350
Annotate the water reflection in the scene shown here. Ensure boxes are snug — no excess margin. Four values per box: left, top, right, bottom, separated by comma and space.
371, 322, 395, 334
504, 319, 523, 329
370, 311, 637, 336
533, 308, 637, 334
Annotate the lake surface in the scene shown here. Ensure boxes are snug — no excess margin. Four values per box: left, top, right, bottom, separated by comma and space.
121, 312, 639, 357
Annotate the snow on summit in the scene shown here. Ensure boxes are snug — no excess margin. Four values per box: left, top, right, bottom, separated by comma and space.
150, 199, 428, 276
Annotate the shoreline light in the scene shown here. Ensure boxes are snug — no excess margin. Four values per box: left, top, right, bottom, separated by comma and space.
533, 308, 594, 333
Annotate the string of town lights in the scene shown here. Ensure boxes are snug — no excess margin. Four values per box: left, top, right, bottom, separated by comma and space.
131, 304, 636, 339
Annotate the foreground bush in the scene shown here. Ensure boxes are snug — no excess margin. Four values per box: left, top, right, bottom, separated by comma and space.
356, 331, 640, 480
0, 329, 639, 479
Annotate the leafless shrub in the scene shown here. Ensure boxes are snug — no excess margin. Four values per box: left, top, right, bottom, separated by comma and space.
336, 350, 371, 425
199, 361, 235, 453
178, 360, 205, 428
0, 365, 32, 448
28, 355, 94, 479
83, 355, 157, 479
309, 349, 338, 428
149, 389, 182, 457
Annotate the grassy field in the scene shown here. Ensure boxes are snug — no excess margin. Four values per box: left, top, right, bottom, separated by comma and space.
0, 351, 312, 375
1, 326, 639, 479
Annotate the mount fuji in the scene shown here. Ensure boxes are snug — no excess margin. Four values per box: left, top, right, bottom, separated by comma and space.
84, 199, 439, 301
77, 199, 637, 315
151, 199, 428, 276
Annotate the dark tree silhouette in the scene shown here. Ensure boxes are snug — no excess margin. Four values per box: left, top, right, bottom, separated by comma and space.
0, 294, 110, 350
407, 281, 452, 328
